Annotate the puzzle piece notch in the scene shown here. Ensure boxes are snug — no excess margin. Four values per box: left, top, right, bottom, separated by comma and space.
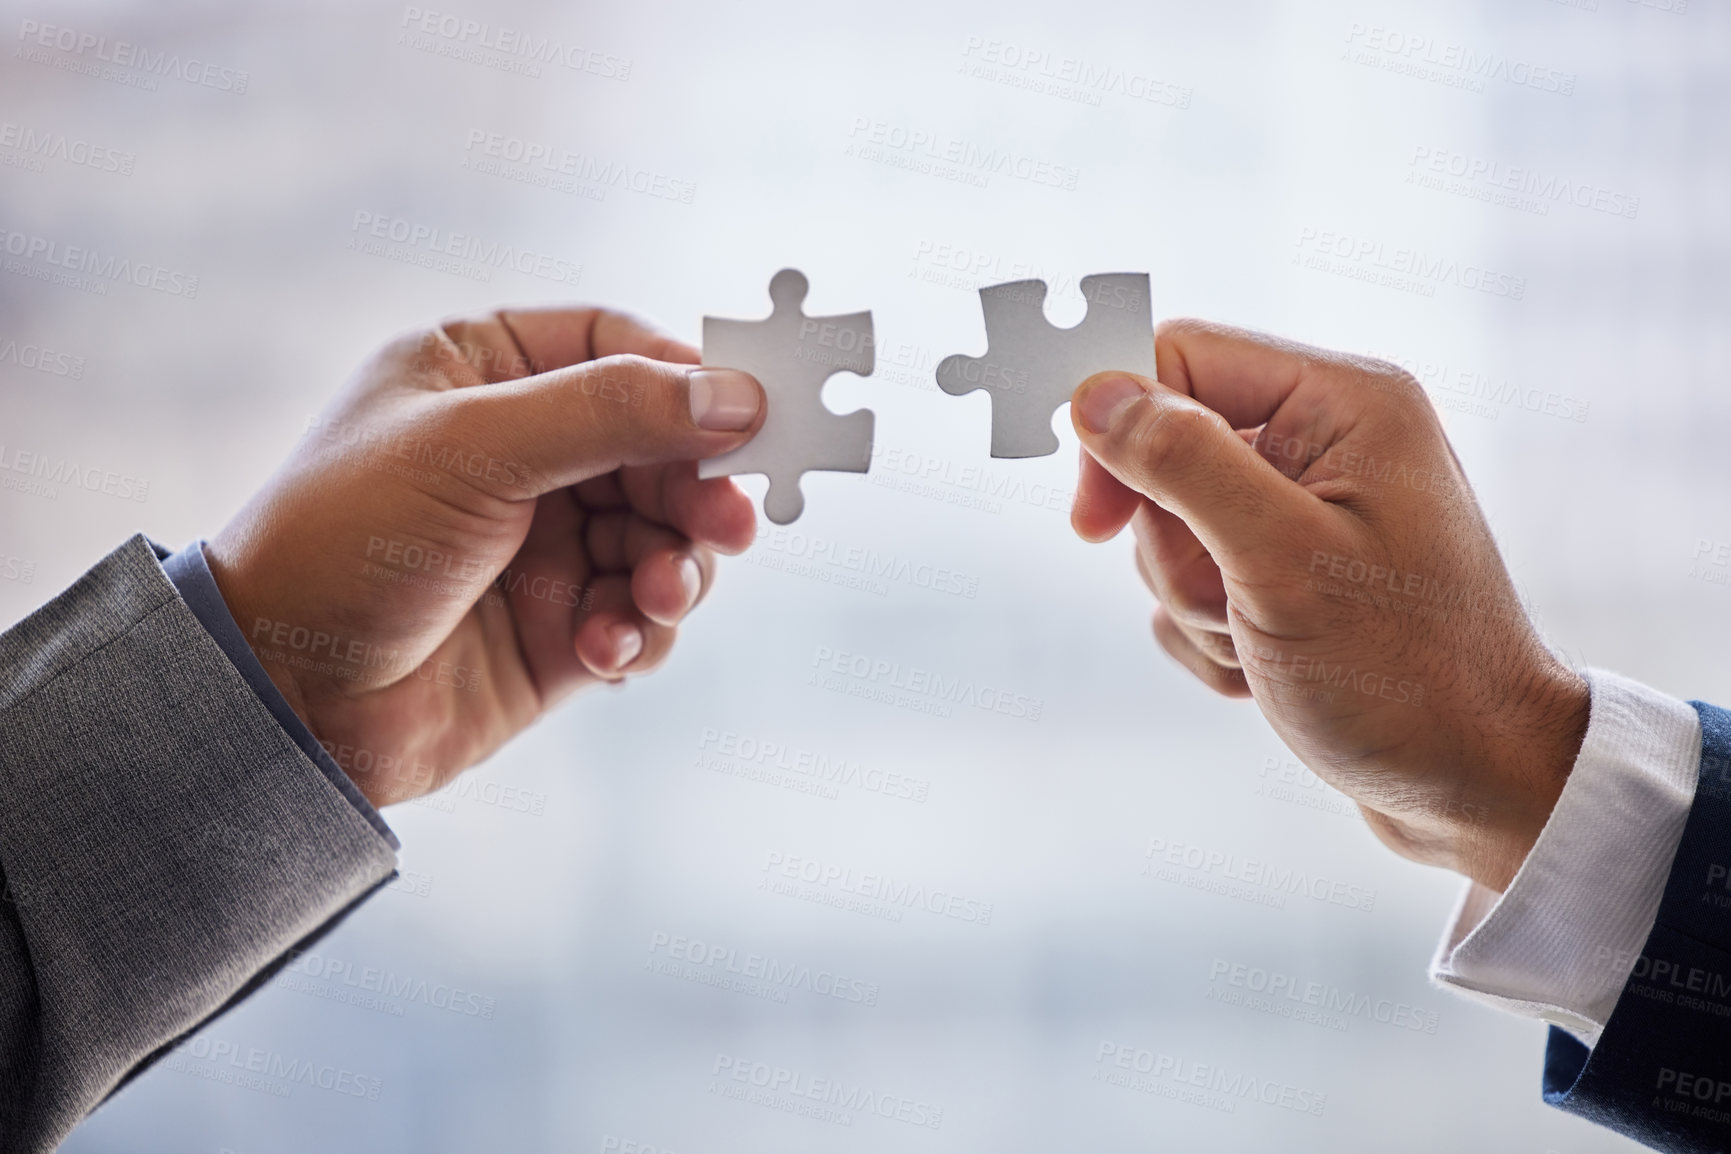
935, 272, 1155, 459
698, 268, 875, 524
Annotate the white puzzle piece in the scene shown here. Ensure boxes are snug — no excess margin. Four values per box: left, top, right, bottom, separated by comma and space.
699, 269, 876, 524
935, 273, 1154, 458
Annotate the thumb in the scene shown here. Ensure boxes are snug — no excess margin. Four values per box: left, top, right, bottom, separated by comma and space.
443, 354, 765, 497
1071, 372, 1326, 574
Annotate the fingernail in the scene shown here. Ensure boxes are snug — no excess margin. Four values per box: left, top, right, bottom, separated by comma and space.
609, 622, 643, 669
1079, 375, 1148, 434
689, 369, 762, 431
675, 554, 703, 609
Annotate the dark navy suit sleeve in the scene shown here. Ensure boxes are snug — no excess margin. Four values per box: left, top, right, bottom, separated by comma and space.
1542, 701, 1731, 1152
157, 540, 398, 849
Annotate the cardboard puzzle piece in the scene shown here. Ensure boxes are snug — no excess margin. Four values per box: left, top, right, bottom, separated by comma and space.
935, 273, 1154, 458
699, 269, 875, 524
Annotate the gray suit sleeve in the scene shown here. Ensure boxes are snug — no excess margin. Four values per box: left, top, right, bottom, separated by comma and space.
0, 535, 399, 1153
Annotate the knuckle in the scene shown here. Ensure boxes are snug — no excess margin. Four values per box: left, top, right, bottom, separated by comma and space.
1340, 355, 1432, 411
434, 314, 535, 381
1189, 627, 1241, 668
419, 393, 547, 496
1120, 399, 1217, 476
1154, 316, 1214, 344
1161, 583, 1230, 631
574, 355, 675, 424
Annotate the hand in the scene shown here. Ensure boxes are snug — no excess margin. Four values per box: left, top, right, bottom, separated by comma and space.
205, 307, 765, 808
1069, 320, 1589, 892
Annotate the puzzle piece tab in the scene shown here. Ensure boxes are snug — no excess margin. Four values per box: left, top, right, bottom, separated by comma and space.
936, 273, 1154, 458
699, 269, 876, 524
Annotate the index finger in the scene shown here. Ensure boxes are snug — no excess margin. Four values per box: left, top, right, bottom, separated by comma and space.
501, 307, 700, 370
1155, 318, 1327, 430
433, 308, 698, 386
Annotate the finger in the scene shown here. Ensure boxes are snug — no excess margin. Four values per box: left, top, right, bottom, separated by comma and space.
1071, 371, 1330, 576
579, 512, 716, 624
631, 547, 714, 627
437, 356, 766, 498
1157, 319, 1433, 490
1155, 318, 1334, 431
499, 307, 701, 369
1131, 520, 1239, 670
573, 575, 678, 677
1071, 447, 1141, 543
617, 462, 757, 554
573, 471, 628, 511
495, 489, 596, 705
1153, 605, 1251, 698
1131, 502, 1231, 632
1178, 618, 1244, 668
583, 510, 692, 572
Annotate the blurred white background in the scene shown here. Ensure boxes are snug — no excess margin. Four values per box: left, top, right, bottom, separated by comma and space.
3, 0, 1726, 1150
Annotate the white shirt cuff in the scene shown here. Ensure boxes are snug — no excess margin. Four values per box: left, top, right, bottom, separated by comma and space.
1429, 668, 1701, 1045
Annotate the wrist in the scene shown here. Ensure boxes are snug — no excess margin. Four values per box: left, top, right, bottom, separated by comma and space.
1458, 660, 1592, 892
203, 535, 323, 735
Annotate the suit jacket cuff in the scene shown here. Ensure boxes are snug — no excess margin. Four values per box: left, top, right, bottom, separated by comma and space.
0, 534, 399, 1151
1429, 668, 1700, 1044
158, 539, 396, 848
